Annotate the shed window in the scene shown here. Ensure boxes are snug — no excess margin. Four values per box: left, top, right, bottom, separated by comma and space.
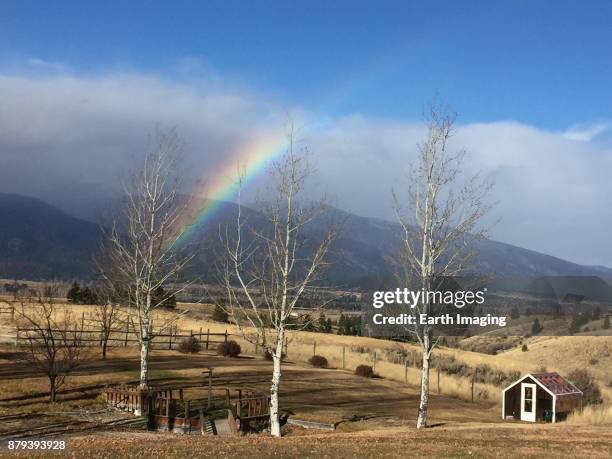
524, 386, 533, 412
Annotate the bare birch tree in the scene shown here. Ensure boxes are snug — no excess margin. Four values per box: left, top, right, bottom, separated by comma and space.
93, 294, 122, 360
98, 129, 195, 388
220, 128, 338, 437
393, 102, 494, 429
14, 285, 86, 402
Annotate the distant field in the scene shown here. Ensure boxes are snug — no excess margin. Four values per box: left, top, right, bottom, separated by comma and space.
2, 299, 612, 404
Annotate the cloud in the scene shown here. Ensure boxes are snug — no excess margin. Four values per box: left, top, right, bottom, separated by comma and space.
1, 68, 611, 267
562, 122, 611, 141
0, 71, 287, 197
26, 58, 67, 72
309, 118, 612, 267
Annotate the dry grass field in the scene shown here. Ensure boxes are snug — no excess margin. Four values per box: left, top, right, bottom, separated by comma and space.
1, 299, 611, 457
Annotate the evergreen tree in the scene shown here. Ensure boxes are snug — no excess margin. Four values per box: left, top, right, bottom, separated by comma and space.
152, 286, 176, 310
317, 313, 332, 333
603, 315, 610, 330
80, 287, 99, 305
212, 303, 229, 323
531, 318, 542, 335
67, 282, 81, 304
509, 307, 520, 320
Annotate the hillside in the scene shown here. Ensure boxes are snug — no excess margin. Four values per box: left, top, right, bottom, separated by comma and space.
1, 192, 612, 283
0, 193, 101, 279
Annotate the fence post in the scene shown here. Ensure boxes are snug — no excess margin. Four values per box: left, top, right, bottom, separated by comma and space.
471, 375, 475, 403
404, 357, 408, 384
437, 367, 441, 394
207, 369, 213, 410
14, 326, 19, 347
206, 329, 210, 350
224, 330, 228, 343
342, 345, 346, 370
313, 341, 316, 356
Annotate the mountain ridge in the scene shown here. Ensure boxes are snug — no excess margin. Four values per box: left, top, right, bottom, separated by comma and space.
0, 192, 610, 283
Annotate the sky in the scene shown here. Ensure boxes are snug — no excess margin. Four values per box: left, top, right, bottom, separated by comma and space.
1, 1, 612, 267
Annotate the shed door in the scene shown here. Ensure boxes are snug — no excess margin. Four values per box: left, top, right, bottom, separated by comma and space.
520, 383, 536, 422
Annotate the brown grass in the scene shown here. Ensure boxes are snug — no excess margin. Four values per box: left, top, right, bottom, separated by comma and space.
11, 423, 610, 458
566, 405, 612, 425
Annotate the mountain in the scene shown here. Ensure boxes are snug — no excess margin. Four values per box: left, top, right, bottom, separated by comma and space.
1, 193, 611, 284
0, 193, 101, 279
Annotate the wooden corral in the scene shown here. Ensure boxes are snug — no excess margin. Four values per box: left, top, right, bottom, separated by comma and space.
103, 368, 270, 435
502, 372, 583, 423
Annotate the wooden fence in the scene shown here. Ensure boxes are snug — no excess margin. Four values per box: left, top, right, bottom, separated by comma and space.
13, 323, 231, 350
0, 304, 14, 319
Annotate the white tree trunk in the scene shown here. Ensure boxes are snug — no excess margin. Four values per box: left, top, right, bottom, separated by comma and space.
269, 330, 284, 437
417, 335, 431, 429
139, 339, 150, 388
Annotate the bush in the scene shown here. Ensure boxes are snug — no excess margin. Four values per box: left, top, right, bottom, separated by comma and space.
521, 344, 528, 352
350, 345, 371, 354
178, 336, 201, 354
308, 355, 328, 368
355, 365, 374, 378
263, 349, 285, 361
567, 369, 603, 405
217, 340, 241, 357
212, 304, 229, 323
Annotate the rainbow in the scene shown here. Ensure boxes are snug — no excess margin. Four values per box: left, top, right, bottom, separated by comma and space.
171, 131, 290, 247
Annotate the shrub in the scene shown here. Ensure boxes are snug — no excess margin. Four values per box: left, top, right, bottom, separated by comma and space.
263, 349, 286, 361
521, 344, 528, 352
355, 365, 374, 378
474, 387, 490, 401
212, 304, 229, 323
350, 345, 371, 354
384, 346, 408, 364
217, 340, 241, 357
178, 336, 201, 354
567, 369, 603, 405
308, 355, 328, 368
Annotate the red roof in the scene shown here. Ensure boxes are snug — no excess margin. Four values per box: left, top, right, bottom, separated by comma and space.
531, 372, 582, 396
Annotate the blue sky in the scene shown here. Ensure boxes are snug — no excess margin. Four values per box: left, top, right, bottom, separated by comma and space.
2, 0, 612, 129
